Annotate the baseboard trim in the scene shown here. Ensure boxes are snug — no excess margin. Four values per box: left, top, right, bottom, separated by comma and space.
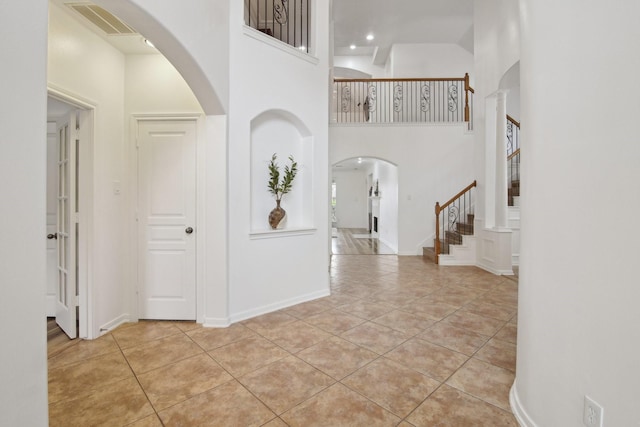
477, 262, 514, 276
202, 317, 231, 328
229, 289, 330, 324
512, 254, 520, 266
98, 314, 130, 336
510, 380, 537, 427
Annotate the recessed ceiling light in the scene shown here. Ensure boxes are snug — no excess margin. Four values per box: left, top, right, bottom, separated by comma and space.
366, 34, 374, 41
350, 44, 356, 50
358, 157, 363, 163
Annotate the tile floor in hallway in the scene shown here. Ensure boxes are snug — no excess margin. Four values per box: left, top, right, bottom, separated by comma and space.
48, 255, 519, 426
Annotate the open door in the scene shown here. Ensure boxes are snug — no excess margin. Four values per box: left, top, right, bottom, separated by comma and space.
55, 112, 79, 339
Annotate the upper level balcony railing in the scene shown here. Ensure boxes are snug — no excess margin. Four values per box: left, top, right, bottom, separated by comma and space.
245, 0, 310, 53
333, 74, 474, 130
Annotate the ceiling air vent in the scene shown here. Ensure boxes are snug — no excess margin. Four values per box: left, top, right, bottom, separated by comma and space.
67, 3, 136, 35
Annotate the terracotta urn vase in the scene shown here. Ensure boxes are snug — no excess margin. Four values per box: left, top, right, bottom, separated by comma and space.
268, 199, 286, 229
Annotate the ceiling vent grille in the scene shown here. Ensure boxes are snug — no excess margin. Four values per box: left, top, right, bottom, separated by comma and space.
67, 3, 136, 35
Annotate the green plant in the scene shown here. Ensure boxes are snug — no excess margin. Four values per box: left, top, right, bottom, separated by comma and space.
267, 153, 298, 201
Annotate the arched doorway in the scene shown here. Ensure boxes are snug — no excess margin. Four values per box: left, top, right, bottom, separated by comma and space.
331, 157, 398, 255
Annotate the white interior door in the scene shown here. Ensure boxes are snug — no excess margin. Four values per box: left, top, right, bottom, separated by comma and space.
55, 113, 78, 338
138, 120, 197, 320
46, 122, 59, 316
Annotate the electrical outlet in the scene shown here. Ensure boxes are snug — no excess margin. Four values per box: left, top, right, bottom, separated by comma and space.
583, 395, 603, 427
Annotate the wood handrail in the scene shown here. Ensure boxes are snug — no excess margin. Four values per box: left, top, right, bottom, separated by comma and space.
435, 180, 477, 214
334, 77, 466, 83
464, 73, 474, 122
507, 148, 520, 161
507, 114, 520, 128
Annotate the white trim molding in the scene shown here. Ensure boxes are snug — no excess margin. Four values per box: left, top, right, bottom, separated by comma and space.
510, 380, 538, 427
229, 289, 330, 324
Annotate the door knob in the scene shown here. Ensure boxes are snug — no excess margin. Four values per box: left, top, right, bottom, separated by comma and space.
185, 227, 194, 234
47, 233, 58, 240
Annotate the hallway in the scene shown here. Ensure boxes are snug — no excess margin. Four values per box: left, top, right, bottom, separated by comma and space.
331, 228, 396, 255
48, 255, 518, 426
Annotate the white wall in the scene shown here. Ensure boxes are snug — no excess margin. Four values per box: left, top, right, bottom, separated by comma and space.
334, 55, 388, 78
48, 1, 128, 336
331, 124, 474, 255
225, 1, 331, 321
388, 43, 474, 78
513, 1, 640, 426
0, 1, 49, 425
373, 161, 399, 252
332, 169, 368, 228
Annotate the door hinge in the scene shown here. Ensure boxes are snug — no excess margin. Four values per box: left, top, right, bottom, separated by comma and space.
74, 212, 80, 223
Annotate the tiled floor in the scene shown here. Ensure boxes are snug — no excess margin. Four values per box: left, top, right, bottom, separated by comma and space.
48, 255, 519, 426
332, 228, 396, 255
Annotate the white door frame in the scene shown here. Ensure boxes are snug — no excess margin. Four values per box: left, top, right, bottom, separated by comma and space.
48, 86, 95, 339
129, 114, 206, 324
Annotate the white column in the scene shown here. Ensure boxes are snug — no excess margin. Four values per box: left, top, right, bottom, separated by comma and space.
494, 90, 508, 229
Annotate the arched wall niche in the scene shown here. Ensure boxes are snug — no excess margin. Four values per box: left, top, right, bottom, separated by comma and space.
250, 109, 314, 232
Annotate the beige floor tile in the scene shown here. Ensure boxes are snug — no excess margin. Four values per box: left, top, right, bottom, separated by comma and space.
260, 320, 331, 353
459, 301, 517, 321
49, 377, 154, 427
281, 383, 401, 426
48, 351, 134, 404
474, 338, 517, 372
446, 358, 515, 411
48, 334, 120, 369
137, 353, 233, 410
385, 338, 469, 382
305, 309, 366, 334
283, 299, 333, 318
401, 298, 459, 321
342, 358, 440, 418
495, 322, 518, 344
122, 333, 203, 375
242, 311, 299, 334
443, 311, 505, 337
186, 323, 257, 351
296, 336, 379, 380
262, 418, 289, 427
341, 322, 409, 354
239, 355, 335, 414
372, 309, 436, 335
337, 300, 397, 320
125, 414, 164, 427
111, 321, 183, 349
209, 335, 289, 376
158, 380, 276, 426
418, 322, 489, 356
407, 384, 518, 427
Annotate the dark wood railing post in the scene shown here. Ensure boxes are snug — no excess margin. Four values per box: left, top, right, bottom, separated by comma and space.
464, 73, 470, 123
434, 202, 441, 265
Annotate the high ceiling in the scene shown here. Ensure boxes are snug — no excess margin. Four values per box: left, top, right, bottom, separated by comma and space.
333, 0, 474, 64
52, 0, 474, 63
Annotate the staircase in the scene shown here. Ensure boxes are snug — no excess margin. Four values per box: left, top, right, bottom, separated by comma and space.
508, 179, 520, 206
423, 180, 477, 265
423, 213, 476, 264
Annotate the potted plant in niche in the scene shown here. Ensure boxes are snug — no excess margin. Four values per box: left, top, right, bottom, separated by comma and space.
267, 153, 298, 229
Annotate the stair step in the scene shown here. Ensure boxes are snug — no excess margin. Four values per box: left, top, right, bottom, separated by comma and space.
445, 230, 463, 245
455, 222, 474, 235
422, 247, 436, 262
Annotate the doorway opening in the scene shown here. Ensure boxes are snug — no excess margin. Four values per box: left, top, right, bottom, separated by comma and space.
46, 91, 94, 339
330, 157, 398, 255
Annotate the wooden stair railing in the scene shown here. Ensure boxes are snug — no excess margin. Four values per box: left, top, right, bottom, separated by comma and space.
434, 180, 477, 264
464, 73, 475, 130
507, 115, 521, 206
334, 74, 475, 126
